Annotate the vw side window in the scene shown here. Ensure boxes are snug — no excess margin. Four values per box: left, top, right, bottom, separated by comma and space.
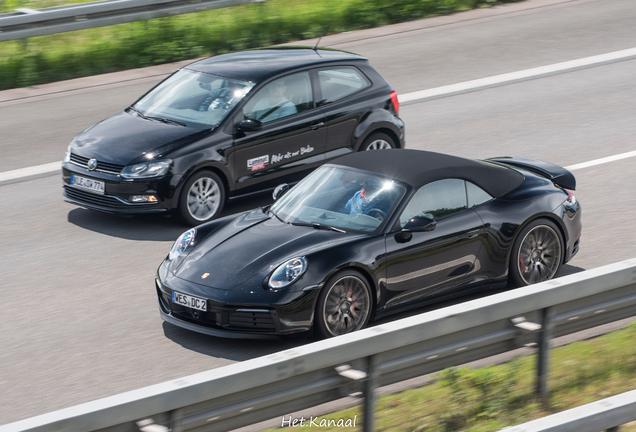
243, 72, 313, 123
400, 179, 468, 226
317, 67, 370, 105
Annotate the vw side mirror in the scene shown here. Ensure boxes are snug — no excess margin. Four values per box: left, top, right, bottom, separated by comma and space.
237, 119, 263, 132
273, 183, 290, 201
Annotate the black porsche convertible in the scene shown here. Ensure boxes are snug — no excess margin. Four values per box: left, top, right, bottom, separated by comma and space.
156, 149, 581, 338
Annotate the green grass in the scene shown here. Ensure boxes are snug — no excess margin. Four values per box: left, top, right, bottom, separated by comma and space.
0, 0, 523, 90
265, 321, 636, 431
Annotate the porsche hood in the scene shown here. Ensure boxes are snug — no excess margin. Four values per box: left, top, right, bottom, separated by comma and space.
173, 211, 360, 291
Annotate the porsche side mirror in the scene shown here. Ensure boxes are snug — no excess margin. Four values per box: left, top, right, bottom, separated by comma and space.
403, 215, 436, 233
237, 119, 263, 132
273, 183, 290, 201
395, 216, 436, 243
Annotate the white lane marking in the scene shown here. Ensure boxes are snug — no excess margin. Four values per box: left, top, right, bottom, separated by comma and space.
565, 150, 636, 171
4, 148, 636, 185
3, 47, 636, 183
0, 161, 61, 183
400, 47, 636, 103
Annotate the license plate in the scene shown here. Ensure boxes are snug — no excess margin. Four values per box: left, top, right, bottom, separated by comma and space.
172, 291, 207, 312
70, 174, 105, 195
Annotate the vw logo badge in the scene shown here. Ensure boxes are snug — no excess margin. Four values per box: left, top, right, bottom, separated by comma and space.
87, 158, 97, 171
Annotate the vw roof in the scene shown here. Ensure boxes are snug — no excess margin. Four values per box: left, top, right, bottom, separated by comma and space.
185, 47, 368, 83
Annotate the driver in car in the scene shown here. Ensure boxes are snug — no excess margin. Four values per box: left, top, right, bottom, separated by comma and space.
199, 80, 247, 112
251, 79, 297, 122
342, 178, 394, 220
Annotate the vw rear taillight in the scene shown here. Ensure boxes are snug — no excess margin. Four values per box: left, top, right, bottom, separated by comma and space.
390, 90, 399, 115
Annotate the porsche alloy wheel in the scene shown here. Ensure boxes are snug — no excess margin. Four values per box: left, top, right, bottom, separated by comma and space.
363, 132, 395, 151
511, 219, 563, 286
317, 271, 372, 338
179, 171, 225, 226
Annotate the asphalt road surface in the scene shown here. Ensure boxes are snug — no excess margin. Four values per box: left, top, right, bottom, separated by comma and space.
1, 0, 636, 425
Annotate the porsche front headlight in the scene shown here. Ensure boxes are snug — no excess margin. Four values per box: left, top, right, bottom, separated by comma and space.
269, 257, 307, 289
169, 228, 195, 261
121, 160, 172, 179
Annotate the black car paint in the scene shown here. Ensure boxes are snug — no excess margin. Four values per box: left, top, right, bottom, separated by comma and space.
62, 49, 404, 216
488, 156, 576, 191
156, 165, 582, 337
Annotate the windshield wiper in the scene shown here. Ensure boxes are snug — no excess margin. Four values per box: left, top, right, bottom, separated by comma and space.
146, 116, 187, 127
126, 107, 186, 127
291, 221, 346, 233
127, 106, 149, 119
268, 208, 286, 224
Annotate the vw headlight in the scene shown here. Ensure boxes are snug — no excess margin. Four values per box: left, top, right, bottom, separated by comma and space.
169, 228, 195, 261
122, 160, 172, 179
63, 143, 72, 163
269, 257, 307, 289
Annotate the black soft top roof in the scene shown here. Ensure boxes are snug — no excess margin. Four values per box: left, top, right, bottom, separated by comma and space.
331, 149, 524, 198
185, 48, 368, 83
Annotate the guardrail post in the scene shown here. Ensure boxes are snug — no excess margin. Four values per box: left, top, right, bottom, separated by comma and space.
536, 306, 555, 405
170, 408, 183, 432
363, 355, 379, 432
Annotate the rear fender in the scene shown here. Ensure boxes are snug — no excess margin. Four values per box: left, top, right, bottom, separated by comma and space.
507, 212, 569, 266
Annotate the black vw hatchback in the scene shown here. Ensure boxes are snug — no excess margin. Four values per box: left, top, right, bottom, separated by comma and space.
62, 48, 404, 225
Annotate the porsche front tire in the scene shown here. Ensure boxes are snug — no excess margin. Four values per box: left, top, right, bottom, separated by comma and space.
316, 270, 372, 338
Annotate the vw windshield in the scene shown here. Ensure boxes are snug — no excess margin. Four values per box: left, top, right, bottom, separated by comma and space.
133, 69, 254, 129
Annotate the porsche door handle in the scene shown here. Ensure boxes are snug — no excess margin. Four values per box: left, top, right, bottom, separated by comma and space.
464, 230, 480, 239
310, 122, 324, 130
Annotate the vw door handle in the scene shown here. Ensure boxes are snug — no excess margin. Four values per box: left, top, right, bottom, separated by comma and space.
310, 122, 324, 131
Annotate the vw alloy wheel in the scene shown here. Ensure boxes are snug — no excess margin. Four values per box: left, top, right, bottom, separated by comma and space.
179, 171, 225, 226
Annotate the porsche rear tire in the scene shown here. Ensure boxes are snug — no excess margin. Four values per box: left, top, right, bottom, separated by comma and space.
315, 270, 372, 338
509, 219, 564, 287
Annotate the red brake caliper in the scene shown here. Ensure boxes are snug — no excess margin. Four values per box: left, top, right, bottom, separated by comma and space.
519, 254, 526, 273
348, 288, 356, 313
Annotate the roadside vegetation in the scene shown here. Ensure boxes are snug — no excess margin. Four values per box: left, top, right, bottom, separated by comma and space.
0, 0, 523, 90
266, 321, 636, 431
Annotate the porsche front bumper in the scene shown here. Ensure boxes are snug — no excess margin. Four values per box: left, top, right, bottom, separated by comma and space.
155, 274, 319, 338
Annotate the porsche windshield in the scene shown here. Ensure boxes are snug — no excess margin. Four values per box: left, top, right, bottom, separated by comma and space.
270, 166, 406, 232
132, 69, 254, 129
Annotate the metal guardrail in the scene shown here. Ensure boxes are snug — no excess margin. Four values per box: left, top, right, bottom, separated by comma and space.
503, 388, 636, 432
2, 258, 636, 432
0, 0, 263, 42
